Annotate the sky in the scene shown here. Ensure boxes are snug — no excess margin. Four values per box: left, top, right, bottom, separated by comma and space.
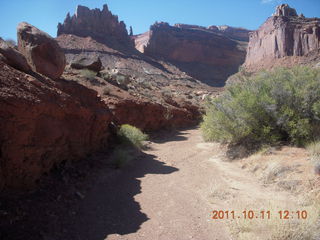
0, 0, 320, 41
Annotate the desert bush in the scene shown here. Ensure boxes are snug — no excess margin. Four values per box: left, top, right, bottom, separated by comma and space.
118, 124, 148, 149
307, 141, 320, 158
80, 69, 97, 80
102, 86, 111, 95
112, 147, 134, 168
201, 66, 320, 147
307, 141, 320, 175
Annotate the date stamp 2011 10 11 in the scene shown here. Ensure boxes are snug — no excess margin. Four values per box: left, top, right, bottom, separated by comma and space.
211, 210, 308, 220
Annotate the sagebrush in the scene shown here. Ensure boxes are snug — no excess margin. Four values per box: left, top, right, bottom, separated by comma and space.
201, 66, 320, 147
118, 124, 148, 149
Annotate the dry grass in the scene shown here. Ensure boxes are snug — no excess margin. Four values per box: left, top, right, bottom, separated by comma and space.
307, 141, 320, 175
263, 162, 292, 184
307, 141, 320, 158
228, 201, 320, 240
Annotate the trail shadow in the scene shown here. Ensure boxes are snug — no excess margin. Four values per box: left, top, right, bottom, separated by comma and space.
0, 151, 178, 240
151, 127, 197, 144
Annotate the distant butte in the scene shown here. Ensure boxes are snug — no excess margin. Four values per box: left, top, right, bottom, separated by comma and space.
134, 22, 250, 86
57, 5, 134, 51
244, 4, 320, 71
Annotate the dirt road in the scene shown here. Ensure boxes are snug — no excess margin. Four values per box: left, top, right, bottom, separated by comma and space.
101, 128, 295, 240
2, 128, 302, 240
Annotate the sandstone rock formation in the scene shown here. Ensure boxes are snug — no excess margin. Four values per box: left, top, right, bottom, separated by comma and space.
207, 25, 250, 41
244, 4, 320, 71
273, 4, 298, 17
0, 60, 111, 190
17, 22, 66, 79
135, 22, 249, 86
0, 38, 31, 73
70, 56, 102, 72
57, 5, 134, 51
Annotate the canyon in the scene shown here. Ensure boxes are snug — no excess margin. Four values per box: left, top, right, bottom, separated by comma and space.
134, 23, 249, 86
0, 3, 319, 240
0, 1, 319, 197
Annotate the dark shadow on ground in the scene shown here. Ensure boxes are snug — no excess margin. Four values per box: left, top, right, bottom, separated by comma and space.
157, 60, 239, 87
0, 149, 178, 240
151, 126, 198, 144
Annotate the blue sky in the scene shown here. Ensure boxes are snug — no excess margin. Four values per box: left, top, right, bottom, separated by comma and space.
1, 0, 319, 40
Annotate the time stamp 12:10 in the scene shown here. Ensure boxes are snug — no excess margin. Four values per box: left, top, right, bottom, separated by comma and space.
211, 210, 308, 220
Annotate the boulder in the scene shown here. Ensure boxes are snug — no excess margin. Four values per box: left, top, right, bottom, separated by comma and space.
17, 22, 66, 79
70, 56, 102, 72
0, 38, 31, 73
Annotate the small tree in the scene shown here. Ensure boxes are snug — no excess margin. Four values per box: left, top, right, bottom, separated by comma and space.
129, 26, 133, 36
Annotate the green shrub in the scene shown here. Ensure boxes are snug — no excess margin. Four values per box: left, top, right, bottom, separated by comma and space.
112, 147, 134, 168
80, 69, 97, 80
201, 66, 320, 147
102, 86, 111, 95
118, 124, 148, 149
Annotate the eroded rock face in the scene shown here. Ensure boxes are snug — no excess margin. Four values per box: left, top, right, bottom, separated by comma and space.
0, 61, 111, 190
0, 38, 31, 73
274, 4, 298, 17
109, 99, 200, 131
17, 22, 66, 79
135, 22, 249, 86
244, 5, 320, 71
70, 56, 102, 72
57, 5, 134, 50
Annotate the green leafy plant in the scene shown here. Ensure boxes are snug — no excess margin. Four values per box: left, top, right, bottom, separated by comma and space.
118, 124, 148, 149
112, 147, 134, 168
201, 66, 320, 147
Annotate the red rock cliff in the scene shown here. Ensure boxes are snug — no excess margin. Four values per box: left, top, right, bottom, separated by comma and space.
244, 4, 320, 71
57, 5, 134, 51
135, 22, 249, 86
0, 61, 112, 190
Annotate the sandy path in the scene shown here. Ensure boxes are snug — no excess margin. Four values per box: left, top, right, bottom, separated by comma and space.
64, 128, 299, 240
102, 128, 295, 240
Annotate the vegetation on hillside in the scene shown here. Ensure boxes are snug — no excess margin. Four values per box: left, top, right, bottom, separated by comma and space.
201, 66, 320, 147
118, 124, 148, 149
112, 124, 148, 168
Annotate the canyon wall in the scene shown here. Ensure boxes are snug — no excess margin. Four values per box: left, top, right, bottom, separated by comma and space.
135, 22, 250, 86
244, 4, 320, 71
0, 61, 112, 190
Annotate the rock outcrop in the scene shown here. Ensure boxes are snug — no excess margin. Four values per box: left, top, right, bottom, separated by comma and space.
0, 38, 31, 73
135, 22, 249, 86
17, 22, 66, 79
70, 56, 102, 72
0, 61, 112, 190
57, 5, 134, 51
273, 4, 298, 17
244, 4, 320, 71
